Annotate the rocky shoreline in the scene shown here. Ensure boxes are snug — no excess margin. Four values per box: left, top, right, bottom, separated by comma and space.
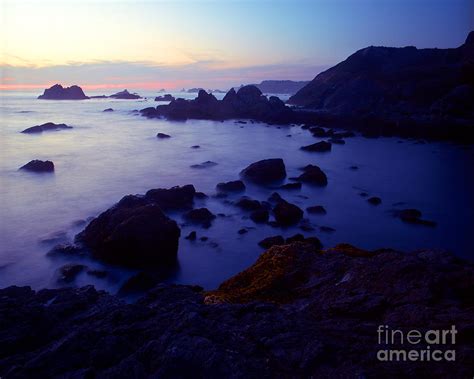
1, 242, 473, 378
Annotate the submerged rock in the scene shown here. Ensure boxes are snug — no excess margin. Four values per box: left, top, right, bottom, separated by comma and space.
156, 133, 171, 139
367, 196, 382, 205
21, 122, 72, 133
278, 182, 302, 190
216, 180, 246, 192
250, 209, 269, 223
57, 264, 86, 283
234, 197, 261, 211
185, 231, 197, 240
184, 208, 216, 228
19, 160, 54, 173
300, 141, 332, 152
190, 161, 217, 169
240, 158, 286, 184
38, 84, 89, 100
306, 205, 327, 214
394, 208, 437, 227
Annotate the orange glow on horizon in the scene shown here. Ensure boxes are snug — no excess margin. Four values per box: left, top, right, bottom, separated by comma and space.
0, 81, 189, 92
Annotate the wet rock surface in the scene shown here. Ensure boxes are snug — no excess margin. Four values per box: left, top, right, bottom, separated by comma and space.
1, 243, 472, 378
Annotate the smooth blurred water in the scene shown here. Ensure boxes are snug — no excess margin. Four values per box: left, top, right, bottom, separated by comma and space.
1, 90, 473, 292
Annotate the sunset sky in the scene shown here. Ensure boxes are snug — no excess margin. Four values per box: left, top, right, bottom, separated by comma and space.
1, 0, 472, 91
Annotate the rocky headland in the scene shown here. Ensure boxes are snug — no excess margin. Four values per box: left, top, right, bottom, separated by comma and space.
288, 31, 474, 140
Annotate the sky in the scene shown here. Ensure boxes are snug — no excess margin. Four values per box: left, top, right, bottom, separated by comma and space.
1, 0, 473, 91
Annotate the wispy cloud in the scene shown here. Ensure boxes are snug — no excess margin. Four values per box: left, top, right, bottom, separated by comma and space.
0, 59, 326, 91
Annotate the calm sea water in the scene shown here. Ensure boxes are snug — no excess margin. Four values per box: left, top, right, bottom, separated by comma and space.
1, 90, 473, 292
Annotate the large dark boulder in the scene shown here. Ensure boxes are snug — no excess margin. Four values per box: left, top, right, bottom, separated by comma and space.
38, 84, 89, 100
273, 200, 304, 225
19, 160, 54, 173
21, 122, 72, 134
240, 159, 286, 184
145, 185, 196, 210
76, 201, 180, 268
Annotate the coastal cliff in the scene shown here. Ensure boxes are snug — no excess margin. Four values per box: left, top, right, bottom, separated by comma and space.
288, 32, 474, 139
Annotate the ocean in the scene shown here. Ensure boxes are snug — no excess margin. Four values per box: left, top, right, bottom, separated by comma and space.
1, 90, 473, 293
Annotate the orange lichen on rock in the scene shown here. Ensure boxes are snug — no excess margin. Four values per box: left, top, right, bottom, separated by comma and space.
205, 242, 317, 304
324, 243, 378, 258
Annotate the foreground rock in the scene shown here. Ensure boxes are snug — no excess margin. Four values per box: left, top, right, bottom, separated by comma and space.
289, 31, 474, 140
38, 84, 89, 100
21, 122, 72, 133
65, 185, 195, 267
19, 160, 54, 173
76, 200, 180, 268
240, 158, 286, 184
140, 86, 294, 124
1, 243, 472, 377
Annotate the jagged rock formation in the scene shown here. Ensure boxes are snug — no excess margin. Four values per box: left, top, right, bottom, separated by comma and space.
140, 86, 294, 124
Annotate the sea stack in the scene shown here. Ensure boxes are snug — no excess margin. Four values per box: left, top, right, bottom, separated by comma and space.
38, 84, 89, 100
